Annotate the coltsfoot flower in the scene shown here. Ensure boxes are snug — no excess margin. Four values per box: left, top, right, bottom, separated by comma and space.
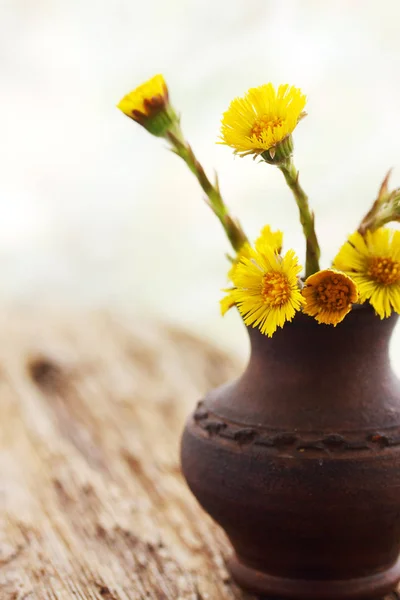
228, 225, 283, 281
117, 74, 178, 137
221, 225, 284, 317
302, 269, 358, 326
255, 224, 283, 255
219, 83, 306, 161
229, 244, 304, 337
333, 228, 400, 319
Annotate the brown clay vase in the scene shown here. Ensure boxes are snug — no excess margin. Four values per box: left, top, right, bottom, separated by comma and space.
180, 306, 400, 599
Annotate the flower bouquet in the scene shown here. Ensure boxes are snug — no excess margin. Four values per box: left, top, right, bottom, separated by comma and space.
118, 74, 400, 335
118, 76, 400, 600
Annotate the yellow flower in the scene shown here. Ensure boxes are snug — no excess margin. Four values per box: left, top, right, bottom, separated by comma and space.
228, 225, 283, 282
219, 83, 306, 159
333, 228, 400, 319
221, 225, 284, 317
117, 74, 178, 137
302, 269, 359, 326
255, 224, 283, 255
230, 245, 304, 337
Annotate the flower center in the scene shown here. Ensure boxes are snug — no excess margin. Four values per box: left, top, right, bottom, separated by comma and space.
251, 115, 284, 141
261, 272, 291, 306
315, 276, 352, 311
367, 256, 400, 285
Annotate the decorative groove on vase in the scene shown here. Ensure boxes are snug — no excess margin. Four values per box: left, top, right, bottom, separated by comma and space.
192, 401, 400, 454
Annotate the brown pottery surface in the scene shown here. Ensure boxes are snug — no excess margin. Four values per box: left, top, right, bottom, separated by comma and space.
181, 306, 400, 599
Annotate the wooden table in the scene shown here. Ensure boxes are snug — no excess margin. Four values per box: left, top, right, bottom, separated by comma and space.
0, 311, 397, 600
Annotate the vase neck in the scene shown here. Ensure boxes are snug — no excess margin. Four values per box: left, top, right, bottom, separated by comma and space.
247, 307, 397, 372
206, 307, 400, 432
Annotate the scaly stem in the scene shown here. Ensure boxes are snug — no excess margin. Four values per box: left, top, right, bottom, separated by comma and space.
279, 157, 320, 277
166, 125, 248, 252
357, 170, 400, 236
359, 205, 400, 234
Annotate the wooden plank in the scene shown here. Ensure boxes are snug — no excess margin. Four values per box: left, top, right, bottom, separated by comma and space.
0, 310, 396, 600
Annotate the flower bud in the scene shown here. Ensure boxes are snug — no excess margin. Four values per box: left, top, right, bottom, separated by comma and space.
117, 74, 179, 137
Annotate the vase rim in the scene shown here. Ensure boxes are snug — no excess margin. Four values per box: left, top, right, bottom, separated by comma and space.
244, 302, 398, 341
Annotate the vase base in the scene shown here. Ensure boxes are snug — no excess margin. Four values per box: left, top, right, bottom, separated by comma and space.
228, 555, 400, 600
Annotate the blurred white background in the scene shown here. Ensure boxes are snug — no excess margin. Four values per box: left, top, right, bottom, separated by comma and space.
1, 0, 400, 361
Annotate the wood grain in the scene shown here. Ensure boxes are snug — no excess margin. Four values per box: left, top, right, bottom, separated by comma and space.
0, 310, 397, 600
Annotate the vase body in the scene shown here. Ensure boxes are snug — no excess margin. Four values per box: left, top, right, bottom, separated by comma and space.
180, 307, 400, 600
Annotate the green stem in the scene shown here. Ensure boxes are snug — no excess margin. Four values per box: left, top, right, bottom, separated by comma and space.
360, 206, 400, 234
357, 172, 400, 235
279, 158, 320, 278
166, 126, 248, 252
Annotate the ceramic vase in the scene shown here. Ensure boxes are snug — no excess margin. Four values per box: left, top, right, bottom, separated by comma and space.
181, 307, 400, 599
